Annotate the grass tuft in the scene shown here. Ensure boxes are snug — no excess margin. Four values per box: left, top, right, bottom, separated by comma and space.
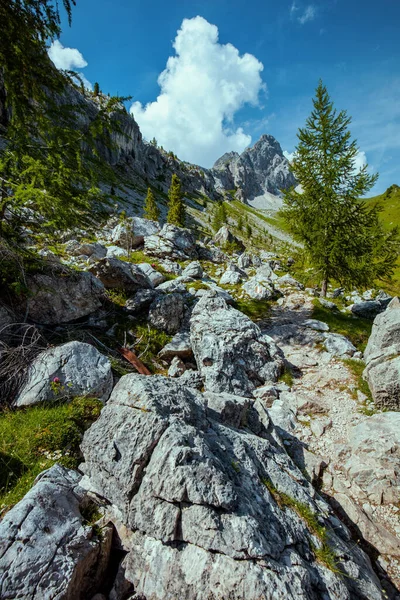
0, 397, 102, 510
312, 300, 372, 351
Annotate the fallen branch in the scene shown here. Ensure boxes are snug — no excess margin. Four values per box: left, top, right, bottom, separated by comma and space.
118, 347, 151, 375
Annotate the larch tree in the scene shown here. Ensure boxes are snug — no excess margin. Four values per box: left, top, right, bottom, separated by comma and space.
281, 80, 399, 296
167, 174, 185, 227
143, 187, 159, 222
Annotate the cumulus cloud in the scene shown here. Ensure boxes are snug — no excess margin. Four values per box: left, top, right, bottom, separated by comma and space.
283, 150, 296, 162
353, 150, 367, 172
48, 40, 88, 70
130, 16, 265, 167
298, 5, 316, 24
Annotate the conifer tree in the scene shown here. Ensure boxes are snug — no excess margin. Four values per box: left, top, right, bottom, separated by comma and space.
93, 82, 100, 96
281, 80, 399, 295
143, 187, 160, 221
167, 174, 185, 227
213, 202, 227, 231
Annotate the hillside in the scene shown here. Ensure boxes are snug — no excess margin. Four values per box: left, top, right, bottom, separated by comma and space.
365, 184, 400, 295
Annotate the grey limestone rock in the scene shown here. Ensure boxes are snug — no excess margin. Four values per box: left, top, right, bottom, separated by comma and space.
181, 260, 203, 279
148, 293, 186, 334
324, 333, 356, 357
351, 300, 383, 319
89, 257, 152, 292
26, 271, 104, 325
80, 374, 383, 600
167, 356, 186, 377
363, 297, 400, 409
14, 341, 113, 407
137, 262, 165, 287
106, 245, 129, 259
190, 292, 284, 396
158, 331, 192, 361
125, 289, 160, 314
144, 224, 198, 260
0, 464, 111, 600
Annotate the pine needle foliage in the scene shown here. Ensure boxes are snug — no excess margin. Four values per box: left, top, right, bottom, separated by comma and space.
167, 174, 185, 227
143, 187, 160, 221
281, 80, 399, 295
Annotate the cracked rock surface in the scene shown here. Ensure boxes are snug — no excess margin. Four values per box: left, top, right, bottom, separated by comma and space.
80, 374, 383, 600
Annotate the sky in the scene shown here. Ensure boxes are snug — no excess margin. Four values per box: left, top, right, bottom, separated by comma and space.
48, 0, 400, 195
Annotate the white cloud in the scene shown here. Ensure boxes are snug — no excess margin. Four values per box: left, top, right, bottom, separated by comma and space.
298, 5, 316, 24
130, 16, 265, 167
283, 150, 296, 162
353, 150, 367, 172
48, 40, 88, 71
290, 2, 298, 15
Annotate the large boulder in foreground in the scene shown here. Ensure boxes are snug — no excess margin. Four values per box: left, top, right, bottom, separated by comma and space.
0, 465, 111, 600
14, 341, 113, 407
363, 297, 400, 409
190, 292, 284, 396
26, 271, 104, 325
148, 293, 186, 334
80, 374, 382, 600
144, 224, 198, 260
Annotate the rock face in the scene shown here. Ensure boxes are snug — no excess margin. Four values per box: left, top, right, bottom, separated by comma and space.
26, 271, 105, 325
363, 297, 400, 409
144, 224, 198, 260
14, 341, 113, 407
190, 292, 284, 396
212, 134, 296, 202
80, 374, 383, 600
0, 464, 111, 600
89, 257, 152, 292
181, 260, 203, 279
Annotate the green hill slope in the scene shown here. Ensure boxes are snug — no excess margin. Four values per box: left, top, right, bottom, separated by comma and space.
364, 184, 400, 295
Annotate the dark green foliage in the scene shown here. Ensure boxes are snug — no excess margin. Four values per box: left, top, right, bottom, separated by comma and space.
246, 224, 252, 238
213, 202, 227, 231
281, 81, 399, 295
93, 81, 100, 96
143, 187, 160, 221
167, 174, 185, 227
0, 0, 129, 240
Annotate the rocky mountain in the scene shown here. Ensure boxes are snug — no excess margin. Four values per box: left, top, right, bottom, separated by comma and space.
212, 134, 297, 208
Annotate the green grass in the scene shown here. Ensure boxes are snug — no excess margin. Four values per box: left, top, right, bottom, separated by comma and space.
261, 478, 341, 573
279, 366, 294, 388
130, 323, 171, 371
312, 299, 372, 351
234, 297, 272, 322
0, 397, 102, 510
364, 184, 400, 296
342, 358, 375, 414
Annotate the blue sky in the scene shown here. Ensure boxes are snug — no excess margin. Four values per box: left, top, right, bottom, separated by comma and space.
51, 0, 400, 195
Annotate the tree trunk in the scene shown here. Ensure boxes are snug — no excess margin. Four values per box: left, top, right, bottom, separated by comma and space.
321, 278, 328, 297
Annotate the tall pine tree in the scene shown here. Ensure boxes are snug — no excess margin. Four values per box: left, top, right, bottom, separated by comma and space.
143, 187, 159, 221
281, 81, 399, 295
167, 174, 185, 227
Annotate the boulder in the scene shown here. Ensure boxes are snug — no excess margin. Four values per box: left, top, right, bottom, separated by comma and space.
197, 243, 227, 264
275, 274, 304, 290
144, 224, 198, 260
89, 258, 152, 292
238, 252, 261, 270
0, 465, 111, 600
363, 297, 400, 409
345, 412, 400, 505
190, 292, 284, 396
148, 293, 186, 334
178, 369, 204, 390
214, 226, 244, 250
131, 217, 160, 247
137, 262, 165, 287
351, 300, 383, 319
158, 331, 193, 361
106, 245, 129, 259
110, 222, 134, 248
242, 277, 275, 300
14, 341, 113, 407
80, 374, 383, 600
181, 261, 203, 279
303, 319, 330, 332
65, 241, 107, 259
125, 289, 160, 314
26, 271, 104, 325
157, 259, 182, 275
219, 269, 242, 285
324, 333, 356, 357
156, 279, 187, 294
